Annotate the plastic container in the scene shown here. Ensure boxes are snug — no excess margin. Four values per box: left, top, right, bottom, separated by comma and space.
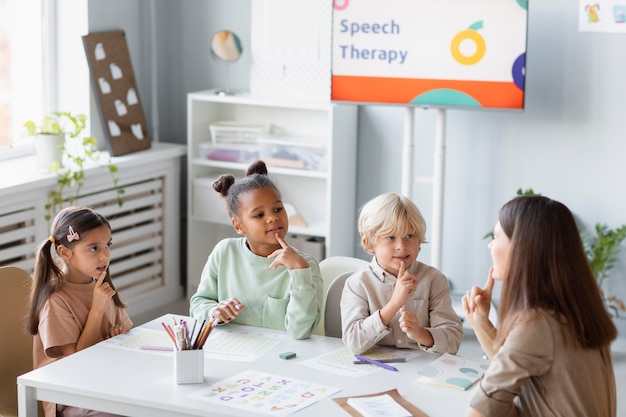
174, 349, 204, 384
208, 121, 271, 145
258, 136, 327, 171
198, 142, 259, 163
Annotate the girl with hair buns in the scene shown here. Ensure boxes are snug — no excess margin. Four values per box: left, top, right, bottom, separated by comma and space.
189, 160, 323, 340
463, 195, 617, 417
26, 206, 132, 417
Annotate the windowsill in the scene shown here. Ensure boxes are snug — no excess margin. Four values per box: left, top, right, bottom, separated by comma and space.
0, 142, 186, 194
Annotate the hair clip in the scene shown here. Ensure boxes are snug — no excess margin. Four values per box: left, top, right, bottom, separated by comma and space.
67, 226, 80, 242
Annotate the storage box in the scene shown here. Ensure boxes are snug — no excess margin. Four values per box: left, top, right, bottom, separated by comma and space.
258, 136, 327, 171
193, 177, 232, 224
174, 349, 204, 384
288, 234, 325, 262
209, 121, 272, 145
198, 142, 259, 163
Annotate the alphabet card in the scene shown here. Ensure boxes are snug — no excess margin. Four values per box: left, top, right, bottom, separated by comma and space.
83, 30, 151, 156
188, 370, 340, 416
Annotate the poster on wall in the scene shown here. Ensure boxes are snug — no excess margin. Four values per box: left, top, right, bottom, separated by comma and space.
250, 0, 332, 100
331, 0, 529, 110
82, 30, 151, 156
579, 0, 626, 33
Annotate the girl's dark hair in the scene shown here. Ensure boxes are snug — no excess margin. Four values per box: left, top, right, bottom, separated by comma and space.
212, 160, 281, 218
27, 206, 127, 335
496, 195, 617, 348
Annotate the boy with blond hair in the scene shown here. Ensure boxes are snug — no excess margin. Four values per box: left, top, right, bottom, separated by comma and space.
341, 192, 463, 354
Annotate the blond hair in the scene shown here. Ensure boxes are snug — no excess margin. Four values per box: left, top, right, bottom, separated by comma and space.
358, 192, 427, 253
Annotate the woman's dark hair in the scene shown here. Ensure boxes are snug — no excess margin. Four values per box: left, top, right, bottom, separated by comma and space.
496, 195, 617, 348
212, 160, 281, 218
27, 206, 126, 335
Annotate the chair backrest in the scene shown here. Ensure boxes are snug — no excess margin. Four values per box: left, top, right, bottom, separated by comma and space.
316, 256, 369, 337
0, 266, 34, 417
324, 271, 355, 338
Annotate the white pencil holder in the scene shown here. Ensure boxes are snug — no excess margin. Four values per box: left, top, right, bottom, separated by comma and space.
174, 349, 204, 384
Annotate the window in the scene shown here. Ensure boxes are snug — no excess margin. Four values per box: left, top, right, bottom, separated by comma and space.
0, 0, 89, 160
0, 0, 44, 154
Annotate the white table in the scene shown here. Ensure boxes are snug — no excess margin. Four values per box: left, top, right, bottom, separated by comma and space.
17, 314, 626, 417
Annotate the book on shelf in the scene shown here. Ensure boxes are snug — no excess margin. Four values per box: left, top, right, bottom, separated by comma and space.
416, 353, 489, 391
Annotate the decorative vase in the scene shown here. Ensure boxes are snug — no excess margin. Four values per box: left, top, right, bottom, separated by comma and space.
34, 133, 65, 173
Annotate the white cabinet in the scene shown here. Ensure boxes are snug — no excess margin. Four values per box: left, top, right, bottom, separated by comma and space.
0, 143, 187, 320
186, 90, 358, 297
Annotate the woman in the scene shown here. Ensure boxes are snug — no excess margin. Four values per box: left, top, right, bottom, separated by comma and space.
463, 195, 617, 417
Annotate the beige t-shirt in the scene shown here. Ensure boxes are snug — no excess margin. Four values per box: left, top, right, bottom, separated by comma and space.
470, 309, 616, 417
34, 280, 132, 417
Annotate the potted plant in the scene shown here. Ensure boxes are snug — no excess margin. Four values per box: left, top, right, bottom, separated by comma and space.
582, 223, 626, 316
23, 112, 80, 173
24, 112, 125, 220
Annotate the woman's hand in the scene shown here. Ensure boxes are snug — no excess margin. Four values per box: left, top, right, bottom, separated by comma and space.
462, 267, 495, 327
212, 298, 245, 323
462, 267, 498, 358
267, 234, 309, 270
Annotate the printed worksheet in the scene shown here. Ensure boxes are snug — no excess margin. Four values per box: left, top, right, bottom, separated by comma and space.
101, 326, 287, 362
203, 328, 287, 362
188, 370, 341, 416
416, 353, 489, 390
299, 346, 418, 377
101, 327, 174, 354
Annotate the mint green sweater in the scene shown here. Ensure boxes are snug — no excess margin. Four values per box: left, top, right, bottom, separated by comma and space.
189, 238, 323, 339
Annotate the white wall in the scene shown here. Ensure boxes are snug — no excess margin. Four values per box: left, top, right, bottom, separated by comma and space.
353, 2, 626, 300
87, 1, 626, 303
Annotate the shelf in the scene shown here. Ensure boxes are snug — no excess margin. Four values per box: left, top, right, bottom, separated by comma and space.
186, 91, 358, 297
191, 158, 328, 179
189, 215, 327, 238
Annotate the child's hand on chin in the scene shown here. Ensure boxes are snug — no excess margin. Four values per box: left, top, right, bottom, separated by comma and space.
267, 234, 308, 270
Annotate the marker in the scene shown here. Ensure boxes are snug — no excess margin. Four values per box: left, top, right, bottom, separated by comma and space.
354, 354, 399, 372
353, 357, 406, 364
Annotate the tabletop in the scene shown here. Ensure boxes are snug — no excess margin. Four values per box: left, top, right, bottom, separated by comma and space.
17, 313, 626, 417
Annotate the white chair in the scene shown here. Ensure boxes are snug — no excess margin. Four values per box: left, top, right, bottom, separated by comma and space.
0, 266, 35, 417
316, 256, 369, 337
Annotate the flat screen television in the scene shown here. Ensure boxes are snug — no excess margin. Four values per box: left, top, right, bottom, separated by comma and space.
331, 0, 529, 110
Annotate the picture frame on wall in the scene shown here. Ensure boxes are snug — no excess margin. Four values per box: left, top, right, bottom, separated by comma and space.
82, 30, 151, 156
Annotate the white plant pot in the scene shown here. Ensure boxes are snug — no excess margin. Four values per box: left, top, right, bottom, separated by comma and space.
34, 133, 65, 173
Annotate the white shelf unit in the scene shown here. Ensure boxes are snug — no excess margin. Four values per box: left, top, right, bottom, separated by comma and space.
186, 91, 358, 298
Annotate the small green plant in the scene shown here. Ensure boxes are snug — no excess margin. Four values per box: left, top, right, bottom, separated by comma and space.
483, 188, 538, 239
582, 223, 626, 316
484, 187, 626, 316
24, 112, 125, 221
24, 111, 87, 137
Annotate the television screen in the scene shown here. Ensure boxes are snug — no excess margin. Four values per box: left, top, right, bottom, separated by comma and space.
331, 0, 529, 110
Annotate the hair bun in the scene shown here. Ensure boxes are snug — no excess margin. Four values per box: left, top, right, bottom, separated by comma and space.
246, 160, 268, 177
212, 174, 236, 197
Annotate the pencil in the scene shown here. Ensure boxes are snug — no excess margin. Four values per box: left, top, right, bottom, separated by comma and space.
189, 319, 198, 347
191, 320, 206, 349
195, 321, 212, 349
161, 322, 177, 347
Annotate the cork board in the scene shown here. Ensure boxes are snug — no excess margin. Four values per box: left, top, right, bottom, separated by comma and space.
82, 30, 151, 156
